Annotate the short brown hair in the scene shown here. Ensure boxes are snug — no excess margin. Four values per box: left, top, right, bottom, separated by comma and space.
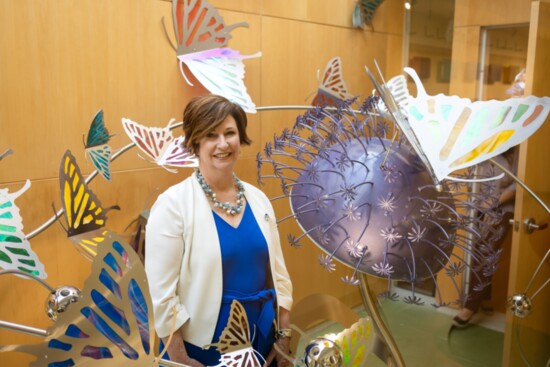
182, 95, 251, 154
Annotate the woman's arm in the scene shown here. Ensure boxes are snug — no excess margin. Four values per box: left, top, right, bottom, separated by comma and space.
145, 190, 190, 338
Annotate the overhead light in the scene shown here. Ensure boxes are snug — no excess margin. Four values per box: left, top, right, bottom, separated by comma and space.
404, 1, 411, 10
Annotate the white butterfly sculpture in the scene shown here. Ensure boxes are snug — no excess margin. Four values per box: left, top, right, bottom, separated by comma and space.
122, 118, 198, 172
0, 179, 47, 279
205, 300, 264, 367
369, 66, 550, 184
165, 0, 260, 113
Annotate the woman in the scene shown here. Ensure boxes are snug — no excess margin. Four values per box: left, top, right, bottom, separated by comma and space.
145, 95, 293, 367
453, 147, 517, 327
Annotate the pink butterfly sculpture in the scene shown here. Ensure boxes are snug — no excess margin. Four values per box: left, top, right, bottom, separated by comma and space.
122, 118, 198, 172
166, 0, 260, 113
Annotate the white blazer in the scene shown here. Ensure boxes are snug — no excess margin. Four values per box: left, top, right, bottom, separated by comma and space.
145, 174, 293, 347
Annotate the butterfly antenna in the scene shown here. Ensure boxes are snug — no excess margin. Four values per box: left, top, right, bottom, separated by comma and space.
0, 148, 13, 161
104, 204, 121, 214
178, 60, 194, 86
143, 188, 160, 211
445, 172, 505, 183
161, 16, 177, 52
10, 179, 31, 200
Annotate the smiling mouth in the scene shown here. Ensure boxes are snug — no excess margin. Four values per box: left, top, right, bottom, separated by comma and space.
214, 152, 232, 159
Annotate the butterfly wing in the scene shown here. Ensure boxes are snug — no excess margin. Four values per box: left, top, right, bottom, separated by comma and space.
404, 67, 550, 180
376, 74, 409, 120
0, 232, 155, 366
179, 49, 259, 113
332, 317, 373, 367
357, 0, 385, 27
216, 348, 262, 367
157, 135, 198, 169
366, 67, 440, 185
87, 144, 113, 182
122, 118, 175, 163
0, 180, 47, 279
59, 151, 115, 248
312, 57, 351, 107
206, 299, 262, 367
172, 0, 248, 55
85, 110, 111, 148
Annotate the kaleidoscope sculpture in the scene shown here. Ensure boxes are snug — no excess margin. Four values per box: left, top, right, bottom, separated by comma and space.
257, 99, 504, 306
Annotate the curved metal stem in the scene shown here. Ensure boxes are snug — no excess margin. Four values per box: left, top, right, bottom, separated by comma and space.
489, 157, 550, 215
359, 274, 405, 367
0, 270, 54, 292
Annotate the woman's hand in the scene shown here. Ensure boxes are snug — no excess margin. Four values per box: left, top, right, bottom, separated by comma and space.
264, 336, 291, 367
162, 332, 206, 367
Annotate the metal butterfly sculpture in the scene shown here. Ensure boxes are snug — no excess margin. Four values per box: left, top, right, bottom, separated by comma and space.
205, 300, 264, 367
164, 0, 260, 113
368, 66, 550, 185
122, 117, 198, 173
352, 0, 385, 29
58, 150, 120, 260
0, 178, 47, 279
311, 57, 354, 108
0, 232, 159, 366
84, 109, 114, 182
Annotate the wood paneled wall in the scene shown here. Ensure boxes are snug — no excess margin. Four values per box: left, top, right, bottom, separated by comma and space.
0, 0, 403, 364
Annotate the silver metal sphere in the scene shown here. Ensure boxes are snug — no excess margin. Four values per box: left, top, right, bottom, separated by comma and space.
507, 293, 533, 318
304, 338, 343, 367
46, 285, 82, 321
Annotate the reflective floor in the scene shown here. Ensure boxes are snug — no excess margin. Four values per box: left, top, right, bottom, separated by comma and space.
296, 297, 504, 367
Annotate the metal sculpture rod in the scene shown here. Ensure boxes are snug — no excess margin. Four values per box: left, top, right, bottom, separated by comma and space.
0, 320, 48, 338
489, 157, 550, 215
359, 274, 405, 367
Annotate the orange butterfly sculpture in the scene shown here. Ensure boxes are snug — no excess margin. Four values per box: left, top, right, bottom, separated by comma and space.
312, 57, 354, 107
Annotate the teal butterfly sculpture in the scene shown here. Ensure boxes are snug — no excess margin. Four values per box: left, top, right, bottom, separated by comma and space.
0, 232, 159, 366
0, 179, 47, 279
84, 109, 114, 181
353, 0, 385, 29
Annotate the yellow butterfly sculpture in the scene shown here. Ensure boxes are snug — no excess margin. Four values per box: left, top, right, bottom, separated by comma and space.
59, 150, 119, 260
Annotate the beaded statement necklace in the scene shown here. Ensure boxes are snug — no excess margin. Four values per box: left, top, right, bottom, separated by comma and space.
196, 169, 245, 215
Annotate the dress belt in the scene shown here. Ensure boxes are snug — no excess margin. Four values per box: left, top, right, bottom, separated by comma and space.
221, 288, 276, 339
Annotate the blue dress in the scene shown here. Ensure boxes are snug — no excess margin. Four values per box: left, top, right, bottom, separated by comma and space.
164, 202, 276, 366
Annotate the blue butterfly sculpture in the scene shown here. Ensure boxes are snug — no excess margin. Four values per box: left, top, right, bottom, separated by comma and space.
84, 109, 114, 181
0, 232, 158, 366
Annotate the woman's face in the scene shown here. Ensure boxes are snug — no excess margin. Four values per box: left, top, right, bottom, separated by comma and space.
197, 115, 241, 175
